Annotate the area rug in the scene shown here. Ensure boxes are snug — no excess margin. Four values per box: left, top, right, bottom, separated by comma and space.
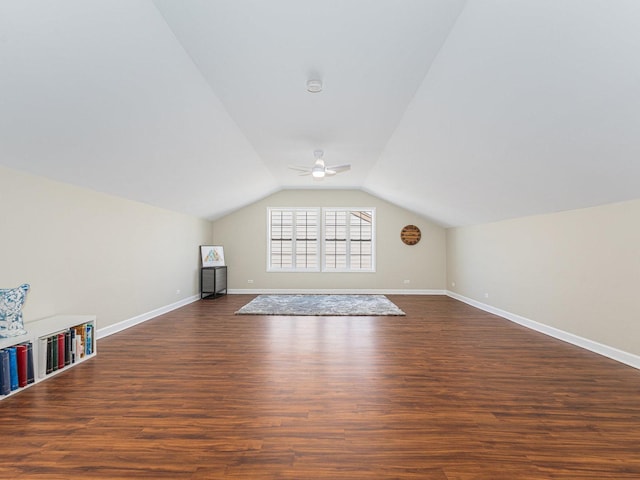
235, 294, 405, 316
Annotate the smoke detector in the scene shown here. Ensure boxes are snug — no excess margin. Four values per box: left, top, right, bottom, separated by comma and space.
306, 79, 323, 93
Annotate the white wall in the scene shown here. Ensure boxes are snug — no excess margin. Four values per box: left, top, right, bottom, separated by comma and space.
447, 199, 640, 358
0, 166, 212, 331
212, 189, 446, 292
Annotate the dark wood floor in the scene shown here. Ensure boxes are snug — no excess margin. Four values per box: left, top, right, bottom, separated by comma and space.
1, 295, 639, 479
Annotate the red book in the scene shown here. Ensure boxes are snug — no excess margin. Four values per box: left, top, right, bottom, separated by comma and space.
16, 344, 28, 388
57, 333, 65, 370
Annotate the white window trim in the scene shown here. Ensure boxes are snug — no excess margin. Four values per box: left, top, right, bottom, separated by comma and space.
321, 207, 376, 273
267, 207, 321, 272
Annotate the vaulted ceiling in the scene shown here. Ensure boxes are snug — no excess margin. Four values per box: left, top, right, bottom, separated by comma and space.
1, 1, 639, 227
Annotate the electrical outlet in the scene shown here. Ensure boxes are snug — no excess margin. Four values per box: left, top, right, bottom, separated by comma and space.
484, 293, 489, 298
451, 281, 456, 287
176, 289, 181, 295
247, 279, 254, 284
403, 279, 410, 284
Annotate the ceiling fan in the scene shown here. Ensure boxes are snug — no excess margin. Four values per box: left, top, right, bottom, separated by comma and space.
288, 150, 351, 180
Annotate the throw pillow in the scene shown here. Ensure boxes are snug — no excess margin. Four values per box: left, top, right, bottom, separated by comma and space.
0, 284, 30, 338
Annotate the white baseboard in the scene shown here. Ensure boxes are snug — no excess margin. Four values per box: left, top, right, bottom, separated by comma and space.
447, 291, 640, 370
96, 294, 200, 339
227, 288, 446, 295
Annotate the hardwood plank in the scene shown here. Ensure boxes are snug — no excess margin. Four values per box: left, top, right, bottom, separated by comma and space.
1, 295, 639, 479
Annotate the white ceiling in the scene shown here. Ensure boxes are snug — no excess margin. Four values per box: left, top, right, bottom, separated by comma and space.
1, 0, 639, 227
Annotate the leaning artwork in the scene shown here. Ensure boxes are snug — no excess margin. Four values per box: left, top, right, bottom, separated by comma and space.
200, 245, 225, 267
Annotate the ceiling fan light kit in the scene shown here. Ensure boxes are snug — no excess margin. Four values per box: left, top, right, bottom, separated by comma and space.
311, 164, 325, 178
310, 150, 327, 179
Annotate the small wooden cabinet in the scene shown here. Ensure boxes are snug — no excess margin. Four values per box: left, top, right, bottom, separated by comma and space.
200, 266, 227, 299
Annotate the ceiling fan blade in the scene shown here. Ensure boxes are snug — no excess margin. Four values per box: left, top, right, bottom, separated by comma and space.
288, 165, 311, 172
298, 171, 312, 176
326, 164, 351, 174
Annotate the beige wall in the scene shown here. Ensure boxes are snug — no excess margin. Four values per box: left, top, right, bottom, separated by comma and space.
4, 163, 636, 361
212, 189, 446, 291
447, 199, 640, 357
0, 166, 212, 331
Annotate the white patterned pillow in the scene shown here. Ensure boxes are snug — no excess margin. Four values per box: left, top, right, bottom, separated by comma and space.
0, 284, 30, 338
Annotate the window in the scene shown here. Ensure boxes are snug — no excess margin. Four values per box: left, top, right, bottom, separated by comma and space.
268, 208, 319, 271
267, 207, 375, 272
323, 208, 375, 272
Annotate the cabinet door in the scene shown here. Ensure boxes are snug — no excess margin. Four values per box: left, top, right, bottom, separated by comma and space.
202, 269, 216, 293
214, 267, 227, 293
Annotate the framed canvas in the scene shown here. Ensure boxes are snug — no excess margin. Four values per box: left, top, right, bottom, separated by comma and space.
200, 245, 225, 267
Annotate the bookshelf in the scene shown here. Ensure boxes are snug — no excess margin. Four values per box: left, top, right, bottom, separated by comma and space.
0, 314, 96, 399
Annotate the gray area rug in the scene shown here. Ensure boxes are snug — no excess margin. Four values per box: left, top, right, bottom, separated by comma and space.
235, 294, 405, 316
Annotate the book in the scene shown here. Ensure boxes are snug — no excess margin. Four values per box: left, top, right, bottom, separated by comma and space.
39, 337, 49, 377
64, 330, 71, 366
26, 342, 35, 384
57, 333, 65, 370
85, 323, 93, 356
47, 336, 54, 374
8, 347, 18, 390
76, 332, 83, 360
16, 344, 28, 388
70, 328, 76, 363
0, 350, 10, 395
51, 336, 58, 372
74, 326, 85, 359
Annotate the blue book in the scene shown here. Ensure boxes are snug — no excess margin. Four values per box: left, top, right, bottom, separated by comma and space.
0, 350, 10, 395
8, 347, 18, 391
85, 324, 93, 356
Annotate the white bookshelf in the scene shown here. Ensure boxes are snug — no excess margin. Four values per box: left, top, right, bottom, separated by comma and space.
0, 314, 96, 399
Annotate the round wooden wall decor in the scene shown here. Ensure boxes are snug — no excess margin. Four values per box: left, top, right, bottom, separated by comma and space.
400, 225, 421, 245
